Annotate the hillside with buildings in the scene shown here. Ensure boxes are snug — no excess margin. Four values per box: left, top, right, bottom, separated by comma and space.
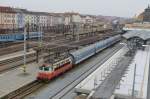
0, 6, 127, 31
124, 5, 150, 30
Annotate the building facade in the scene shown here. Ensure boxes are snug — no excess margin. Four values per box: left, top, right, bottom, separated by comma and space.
14, 8, 25, 29
64, 12, 82, 25
51, 13, 64, 26
81, 15, 96, 25
64, 15, 71, 25
0, 6, 17, 29
0, 6, 98, 32
38, 12, 48, 27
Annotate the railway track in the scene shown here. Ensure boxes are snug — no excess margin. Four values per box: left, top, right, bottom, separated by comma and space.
0, 53, 36, 73
1, 43, 122, 99
0, 33, 120, 73
0, 53, 35, 66
0, 30, 118, 56
1, 80, 45, 99
49, 44, 123, 99
0, 51, 56, 73
0, 43, 24, 56
0, 42, 23, 48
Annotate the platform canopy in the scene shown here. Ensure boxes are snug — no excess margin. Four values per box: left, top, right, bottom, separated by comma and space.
123, 30, 150, 40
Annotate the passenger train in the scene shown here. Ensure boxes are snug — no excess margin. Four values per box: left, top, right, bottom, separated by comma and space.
37, 35, 121, 81
0, 32, 42, 42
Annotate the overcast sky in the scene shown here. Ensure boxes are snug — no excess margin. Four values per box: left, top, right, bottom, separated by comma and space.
0, 0, 149, 17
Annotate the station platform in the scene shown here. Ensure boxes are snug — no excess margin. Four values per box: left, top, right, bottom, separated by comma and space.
0, 49, 36, 62
114, 46, 150, 99
92, 56, 132, 99
75, 46, 129, 95
0, 62, 38, 98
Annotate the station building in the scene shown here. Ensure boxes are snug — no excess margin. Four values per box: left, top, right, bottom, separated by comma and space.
122, 30, 150, 50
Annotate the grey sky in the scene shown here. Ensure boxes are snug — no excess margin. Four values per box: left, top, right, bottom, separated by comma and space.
0, 0, 149, 17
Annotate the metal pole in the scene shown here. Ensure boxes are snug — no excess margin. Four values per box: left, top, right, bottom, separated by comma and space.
147, 46, 150, 99
40, 25, 43, 48
38, 24, 41, 48
76, 25, 79, 42
27, 22, 29, 52
38, 24, 43, 64
39, 25, 43, 50
36, 49, 39, 63
37, 24, 41, 64
23, 26, 27, 73
73, 23, 75, 40
132, 64, 136, 99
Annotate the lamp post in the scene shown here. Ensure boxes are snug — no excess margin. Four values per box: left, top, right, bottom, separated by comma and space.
37, 23, 43, 65
23, 25, 27, 73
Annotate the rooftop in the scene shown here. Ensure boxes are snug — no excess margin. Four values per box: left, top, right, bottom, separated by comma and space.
0, 6, 16, 13
123, 30, 150, 40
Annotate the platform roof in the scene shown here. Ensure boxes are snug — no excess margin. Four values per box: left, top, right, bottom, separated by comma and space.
123, 30, 150, 40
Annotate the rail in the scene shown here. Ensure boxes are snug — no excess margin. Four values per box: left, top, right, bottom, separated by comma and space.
49, 44, 123, 99
1, 80, 44, 99
1, 42, 122, 99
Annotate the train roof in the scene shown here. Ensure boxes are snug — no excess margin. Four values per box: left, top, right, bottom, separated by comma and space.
70, 44, 95, 56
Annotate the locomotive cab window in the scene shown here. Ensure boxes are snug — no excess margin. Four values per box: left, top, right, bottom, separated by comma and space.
39, 66, 43, 70
44, 67, 53, 72
44, 67, 49, 71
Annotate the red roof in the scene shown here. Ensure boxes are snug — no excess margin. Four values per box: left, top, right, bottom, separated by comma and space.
0, 6, 16, 13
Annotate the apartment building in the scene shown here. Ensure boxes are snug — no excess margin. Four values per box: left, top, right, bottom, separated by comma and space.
0, 6, 17, 29
0, 6, 97, 31
83, 15, 96, 24
64, 12, 82, 25
13, 8, 26, 29
50, 13, 64, 26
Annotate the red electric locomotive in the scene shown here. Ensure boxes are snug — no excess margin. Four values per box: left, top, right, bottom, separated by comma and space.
37, 57, 72, 81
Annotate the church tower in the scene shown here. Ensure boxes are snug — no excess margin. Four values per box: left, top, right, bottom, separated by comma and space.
143, 5, 150, 22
